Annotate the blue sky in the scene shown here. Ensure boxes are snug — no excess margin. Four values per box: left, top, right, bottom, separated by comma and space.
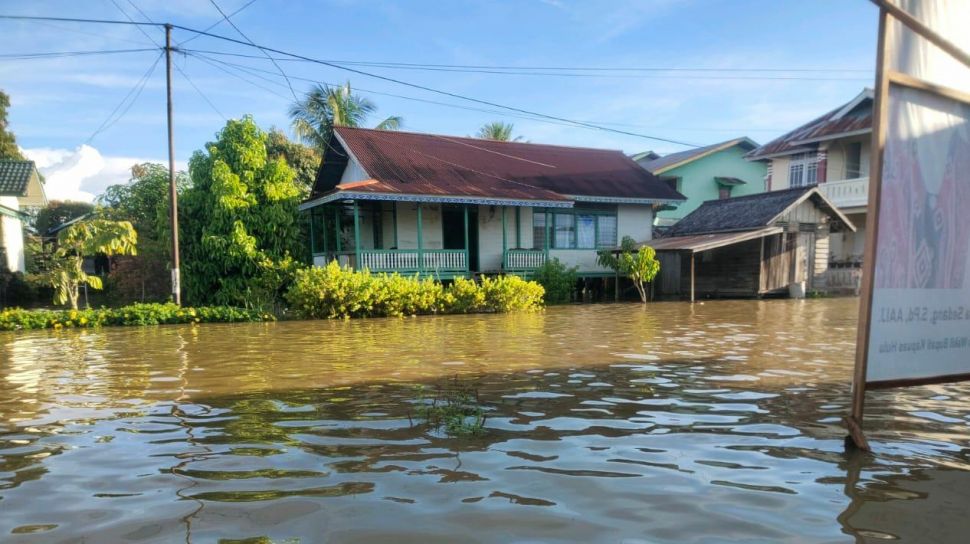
0, 0, 877, 200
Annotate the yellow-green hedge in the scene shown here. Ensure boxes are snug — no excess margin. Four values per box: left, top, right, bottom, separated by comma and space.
0, 303, 272, 331
285, 261, 544, 319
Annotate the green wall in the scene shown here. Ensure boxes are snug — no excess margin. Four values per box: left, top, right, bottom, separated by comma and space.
655, 145, 767, 223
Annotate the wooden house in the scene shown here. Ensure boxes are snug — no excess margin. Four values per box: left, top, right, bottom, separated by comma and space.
649, 186, 854, 300
299, 127, 685, 278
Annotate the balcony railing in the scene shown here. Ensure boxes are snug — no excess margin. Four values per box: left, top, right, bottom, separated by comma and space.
358, 249, 467, 275
819, 176, 869, 209
504, 249, 546, 271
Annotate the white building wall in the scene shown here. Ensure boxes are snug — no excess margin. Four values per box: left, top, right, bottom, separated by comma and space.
0, 195, 25, 273
769, 156, 792, 189
394, 202, 443, 250
617, 204, 654, 243
338, 158, 368, 185
476, 205, 517, 271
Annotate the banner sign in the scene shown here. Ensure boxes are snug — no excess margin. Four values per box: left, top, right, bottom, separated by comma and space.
866, 83, 970, 385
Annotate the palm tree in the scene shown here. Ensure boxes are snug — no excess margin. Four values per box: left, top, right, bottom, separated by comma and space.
476, 121, 522, 142
289, 82, 402, 150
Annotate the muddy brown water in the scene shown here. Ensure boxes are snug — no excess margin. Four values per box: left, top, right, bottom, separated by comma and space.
1, 299, 969, 543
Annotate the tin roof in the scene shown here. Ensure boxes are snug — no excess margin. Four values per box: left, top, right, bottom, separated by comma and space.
639, 137, 759, 174
0, 160, 38, 196
746, 89, 873, 160
667, 186, 854, 236
309, 127, 686, 205
648, 227, 783, 252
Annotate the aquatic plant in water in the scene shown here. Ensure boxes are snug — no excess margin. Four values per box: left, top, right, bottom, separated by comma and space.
415, 379, 487, 437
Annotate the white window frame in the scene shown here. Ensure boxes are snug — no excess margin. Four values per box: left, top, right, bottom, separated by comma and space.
788, 153, 818, 187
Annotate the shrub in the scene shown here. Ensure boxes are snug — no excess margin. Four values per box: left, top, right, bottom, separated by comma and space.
285, 261, 544, 319
0, 303, 272, 331
533, 258, 577, 304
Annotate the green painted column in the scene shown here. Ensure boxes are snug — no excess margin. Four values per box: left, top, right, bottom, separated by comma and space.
392, 203, 398, 248
463, 205, 470, 273
416, 203, 423, 273
544, 210, 550, 259
515, 207, 521, 249
334, 206, 341, 253
308, 209, 316, 257
353, 201, 361, 269
501, 206, 507, 270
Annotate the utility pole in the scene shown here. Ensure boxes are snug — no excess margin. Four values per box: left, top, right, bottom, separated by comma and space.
164, 24, 181, 305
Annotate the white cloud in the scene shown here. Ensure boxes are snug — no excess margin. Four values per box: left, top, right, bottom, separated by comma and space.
22, 145, 184, 203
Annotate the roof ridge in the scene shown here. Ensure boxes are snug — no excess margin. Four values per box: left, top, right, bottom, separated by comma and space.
335, 126, 627, 154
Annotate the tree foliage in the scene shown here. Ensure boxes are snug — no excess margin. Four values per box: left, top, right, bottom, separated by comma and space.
97, 163, 188, 241
534, 258, 578, 304
46, 219, 138, 309
0, 90, 26, 160
266, 129, 320, 196
181, 117, 303, 308
597, 236, 660, 303
34, 200, 95, 236
289, 82, 401, 150
477, 121, 522, 142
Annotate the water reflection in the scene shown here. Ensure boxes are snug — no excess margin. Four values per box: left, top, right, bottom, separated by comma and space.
1, 299, 968, 542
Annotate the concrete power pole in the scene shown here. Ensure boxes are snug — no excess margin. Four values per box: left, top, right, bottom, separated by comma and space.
164, 24, 181, 305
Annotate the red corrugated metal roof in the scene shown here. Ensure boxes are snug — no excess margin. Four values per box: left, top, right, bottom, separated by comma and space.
311, 127, 685, 203
747, 89, 873, 160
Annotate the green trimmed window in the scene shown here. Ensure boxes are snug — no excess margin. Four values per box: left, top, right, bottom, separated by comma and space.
533, 204, 618, 249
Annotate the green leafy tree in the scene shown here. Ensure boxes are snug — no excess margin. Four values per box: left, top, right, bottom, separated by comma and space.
289, 82, 401, 150
96, 163, 189, 304
597, 236, 660, 303
46, 219, 137, 309
34, 200, 95, 236
181, 116, 303, 308
534, 258, 578, 304
1, 90, 26, 160
476, 121, 522, 142
266, 129, 320, 196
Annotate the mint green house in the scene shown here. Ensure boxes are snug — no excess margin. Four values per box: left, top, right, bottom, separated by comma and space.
634, 137, 766, 226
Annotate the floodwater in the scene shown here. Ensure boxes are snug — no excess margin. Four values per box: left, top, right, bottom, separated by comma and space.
1, 300, 969, 543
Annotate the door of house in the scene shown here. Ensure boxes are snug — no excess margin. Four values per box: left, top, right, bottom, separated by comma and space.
441, 205, 479, 272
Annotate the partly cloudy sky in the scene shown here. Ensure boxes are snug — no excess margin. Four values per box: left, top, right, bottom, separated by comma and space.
2, 0, 878, 203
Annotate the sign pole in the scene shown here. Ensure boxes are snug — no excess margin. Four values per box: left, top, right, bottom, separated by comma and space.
846, 6, 891, 451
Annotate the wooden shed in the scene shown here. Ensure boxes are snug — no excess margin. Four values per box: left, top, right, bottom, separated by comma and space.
650, 187, 855, 300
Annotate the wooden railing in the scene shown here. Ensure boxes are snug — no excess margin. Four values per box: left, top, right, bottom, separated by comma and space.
505, 249, 546, 270
358, 249, 467, 274
820, 176, 868, 209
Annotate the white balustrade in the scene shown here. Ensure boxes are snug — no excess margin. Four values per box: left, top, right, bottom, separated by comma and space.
820, 176, 869, 209
506, 250, 546, 270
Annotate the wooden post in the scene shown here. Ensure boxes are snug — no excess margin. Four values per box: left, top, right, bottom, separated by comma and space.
416, 203, 423, 273
690, 252, 696, 303
353, 200, 361, 269
164, 24, 181, 305
847, 6, 891, 452
463, 204, 470, 273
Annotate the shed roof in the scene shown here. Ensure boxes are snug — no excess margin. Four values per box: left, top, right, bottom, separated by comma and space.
640, 137, 759, 175
648, 227, 783, 252
0, 160, 38, 196
746, 89, 873, 160
307, 127, 685, 207
667, 186, 855, 236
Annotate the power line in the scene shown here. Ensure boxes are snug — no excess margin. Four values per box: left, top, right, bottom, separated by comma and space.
185, 50, 293, 101
177, 0, 258, 46
176, 49, 871, 75
0, 14, 163, 26
166, 24, 702, 147
205, 0, 297, 100
0, 47, 158, 60
109, 0, 161, 47
86, 51, 164, 143
173, 62, 227, 120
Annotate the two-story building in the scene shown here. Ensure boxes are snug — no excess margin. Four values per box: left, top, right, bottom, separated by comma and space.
299, 127, 685, 278
745, 89, 873, 291
634, 137, 767, 227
